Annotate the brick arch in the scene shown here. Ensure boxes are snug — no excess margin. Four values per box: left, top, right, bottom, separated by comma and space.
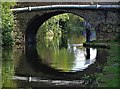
26, 11, 65, 44
25, 10, 92, 45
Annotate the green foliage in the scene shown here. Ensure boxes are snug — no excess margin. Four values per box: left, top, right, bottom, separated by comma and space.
37, 13, 85, 40
37, 33, 75, 72
95, 42, 119, 87
2, 49, 16, 87
1, 2, 16, 47
37, 13, 87, 72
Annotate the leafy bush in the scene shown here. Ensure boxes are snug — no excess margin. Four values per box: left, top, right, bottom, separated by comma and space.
1, 2, 16, 47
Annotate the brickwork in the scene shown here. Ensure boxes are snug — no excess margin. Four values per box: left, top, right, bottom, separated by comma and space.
13, 2, 120, 44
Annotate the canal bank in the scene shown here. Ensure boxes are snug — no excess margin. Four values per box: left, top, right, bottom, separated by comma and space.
95, 41, 119, 87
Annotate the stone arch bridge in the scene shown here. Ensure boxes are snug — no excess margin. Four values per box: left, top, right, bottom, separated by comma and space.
12, 2, 120, 45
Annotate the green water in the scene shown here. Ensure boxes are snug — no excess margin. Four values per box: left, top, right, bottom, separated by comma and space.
37, 33, 94, 72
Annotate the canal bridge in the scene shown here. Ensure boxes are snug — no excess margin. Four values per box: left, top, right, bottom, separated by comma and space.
12, 2, 120, 44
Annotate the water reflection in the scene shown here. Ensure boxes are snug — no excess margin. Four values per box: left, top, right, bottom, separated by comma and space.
37, 33, 97, 72
2, 44, 108, 88
13, 76, 84, 86
71, 47, 97, 72
2, 32, 109, 88
12, 44, 107, 87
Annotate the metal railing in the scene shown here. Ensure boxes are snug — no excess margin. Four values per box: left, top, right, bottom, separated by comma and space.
11, 5, 120, 12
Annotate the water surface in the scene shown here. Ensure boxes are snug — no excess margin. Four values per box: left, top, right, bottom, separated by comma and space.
2, 32, 108, 88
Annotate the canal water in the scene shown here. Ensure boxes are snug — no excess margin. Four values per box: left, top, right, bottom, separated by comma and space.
2, 31, 109, 88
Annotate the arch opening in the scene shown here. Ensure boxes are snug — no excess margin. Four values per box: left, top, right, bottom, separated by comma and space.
25, 11, 65, 45
25, 11, 96, 45
35, 12, 96, 72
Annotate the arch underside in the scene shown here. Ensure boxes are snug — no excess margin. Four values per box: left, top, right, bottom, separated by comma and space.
26, 11, 65, 45
25, 10, 94, 45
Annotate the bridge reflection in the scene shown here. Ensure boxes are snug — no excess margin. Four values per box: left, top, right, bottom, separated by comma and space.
14, 44, 108, 80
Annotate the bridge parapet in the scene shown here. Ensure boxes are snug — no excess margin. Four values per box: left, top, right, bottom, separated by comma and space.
15, 2, 119, 8
13, 2, 120, 45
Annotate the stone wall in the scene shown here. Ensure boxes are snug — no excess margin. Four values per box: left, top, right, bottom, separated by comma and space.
13, 2, 120, 45
97, 24, 120, 41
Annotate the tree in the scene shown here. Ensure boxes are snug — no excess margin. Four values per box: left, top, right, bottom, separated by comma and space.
1, 2, 16, 47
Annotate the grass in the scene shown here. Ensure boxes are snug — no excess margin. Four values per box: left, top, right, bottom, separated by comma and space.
96, 41, 119, 87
